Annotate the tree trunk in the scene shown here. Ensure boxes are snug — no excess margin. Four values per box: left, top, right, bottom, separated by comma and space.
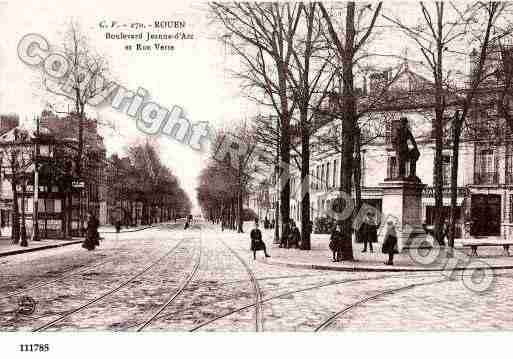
278, 60, 291, 242
20, 180, 27, 245
354, 128, 362, 243
338, 2, 357, 261
11, 180, 19, 244
237, 189, 243, 233
448, 111, 463, 253
300, 117, 311, 250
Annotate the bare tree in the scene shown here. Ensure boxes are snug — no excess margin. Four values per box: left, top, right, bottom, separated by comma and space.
210, 2, 302, 239
318, 1, 383, 260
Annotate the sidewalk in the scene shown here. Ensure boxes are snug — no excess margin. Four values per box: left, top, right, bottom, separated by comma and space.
0, 238, 83, 258
258, 230, 513, 272
0, 223, 158, 257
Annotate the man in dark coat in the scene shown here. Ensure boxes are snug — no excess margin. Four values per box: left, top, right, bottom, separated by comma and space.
250, 221, 270, 260
359, 212, 378, 253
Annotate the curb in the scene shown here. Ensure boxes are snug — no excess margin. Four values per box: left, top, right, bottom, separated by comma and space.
259, 258, 513, 272
0, 240, 83, 258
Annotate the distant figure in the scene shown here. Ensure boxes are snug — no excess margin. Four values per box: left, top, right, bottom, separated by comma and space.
115, 220, 121, 234
392, 117, 420, 179
329, 222, 343, 262
382, 221, 399, 265
270, 219, 275, 229
184, 217, 190, 230
280, 221, 291, 248
264, 217, 270, 229
359, 212, 378, 253
250, 221, 270, 260
82, 212, 99, 251
289, 220, 300, 249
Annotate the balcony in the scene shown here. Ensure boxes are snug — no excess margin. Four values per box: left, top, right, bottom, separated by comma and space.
474, 171, 499, 185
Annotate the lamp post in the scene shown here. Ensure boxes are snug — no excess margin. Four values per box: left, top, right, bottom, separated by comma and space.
32, 117, 40, 242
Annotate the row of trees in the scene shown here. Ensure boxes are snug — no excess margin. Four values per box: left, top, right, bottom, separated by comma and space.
106, 142, 192, 226
210, 1, 513, 259
197, 125, 258, 233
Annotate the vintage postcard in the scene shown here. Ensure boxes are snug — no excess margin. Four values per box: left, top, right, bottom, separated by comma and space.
0, 0, 511, 358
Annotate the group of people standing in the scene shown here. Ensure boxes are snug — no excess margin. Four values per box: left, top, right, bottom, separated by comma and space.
329, 212, 399, 265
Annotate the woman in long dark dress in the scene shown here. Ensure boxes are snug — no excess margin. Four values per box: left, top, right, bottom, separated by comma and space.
250, 221, 270, 260
382, 221, 399, 265
82, 212, 99, 251
329, 223, 343, 262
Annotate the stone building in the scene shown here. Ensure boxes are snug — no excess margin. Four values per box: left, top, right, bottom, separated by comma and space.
0, 110, 107, 238
254, 56, 513, 239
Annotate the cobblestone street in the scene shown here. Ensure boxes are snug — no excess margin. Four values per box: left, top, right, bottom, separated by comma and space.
1, 221, 513, 332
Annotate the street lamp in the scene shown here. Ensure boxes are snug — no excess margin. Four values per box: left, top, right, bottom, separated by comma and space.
31, 117, 40, 242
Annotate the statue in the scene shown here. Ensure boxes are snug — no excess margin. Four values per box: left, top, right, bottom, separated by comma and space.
392, 117, 420, 180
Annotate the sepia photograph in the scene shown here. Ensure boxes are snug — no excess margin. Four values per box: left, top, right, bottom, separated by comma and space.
0, 0, 512, 357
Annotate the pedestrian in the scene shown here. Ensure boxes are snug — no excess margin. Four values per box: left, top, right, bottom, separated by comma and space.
115, 220, 121, 241
250, 221, 270, 260
441, 218, 449, 245
329, 222, 343, 262
82, 212, 99, 251
184, 217, 190, 230
264, 217, 270, 229
382, 221, 399, 265
359, 211, 378, 253
280, 220, 291, 248
289, 220, 300, 249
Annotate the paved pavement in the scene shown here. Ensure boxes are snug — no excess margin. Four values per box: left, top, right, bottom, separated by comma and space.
0, 221, 512, 331
260, 230, 513, 271
0, 223, 160, 257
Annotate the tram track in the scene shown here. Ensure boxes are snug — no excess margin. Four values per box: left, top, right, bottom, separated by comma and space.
136, 234, 203, 331
0, 223, 177, 301
32, 236, 189, 332
216, 236, 264, 332
314, 277, 450, 331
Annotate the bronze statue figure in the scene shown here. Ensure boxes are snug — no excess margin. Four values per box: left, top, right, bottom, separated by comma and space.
392, 117, 420, 180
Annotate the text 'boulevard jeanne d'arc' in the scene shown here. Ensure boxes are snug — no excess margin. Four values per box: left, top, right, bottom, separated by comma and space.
105, 31, 194, 41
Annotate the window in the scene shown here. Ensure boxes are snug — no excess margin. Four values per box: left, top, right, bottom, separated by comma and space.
333, 159, 338, 188
315, 166, 320, 190
507, 144, 513, 184
475, 148, 496, 184
442, 155, 451, 186
321, 164, 325, 190
326, 163, 331, 189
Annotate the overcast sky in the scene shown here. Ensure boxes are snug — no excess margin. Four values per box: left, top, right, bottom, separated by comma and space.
0, 0, 260, 211
0, 0, 479, 211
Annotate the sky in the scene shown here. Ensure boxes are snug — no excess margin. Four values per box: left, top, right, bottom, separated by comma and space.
0, 0, 253, 212
0, 0, 480, 211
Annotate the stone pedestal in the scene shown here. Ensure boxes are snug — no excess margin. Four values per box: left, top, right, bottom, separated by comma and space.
379, 180, 426, 252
